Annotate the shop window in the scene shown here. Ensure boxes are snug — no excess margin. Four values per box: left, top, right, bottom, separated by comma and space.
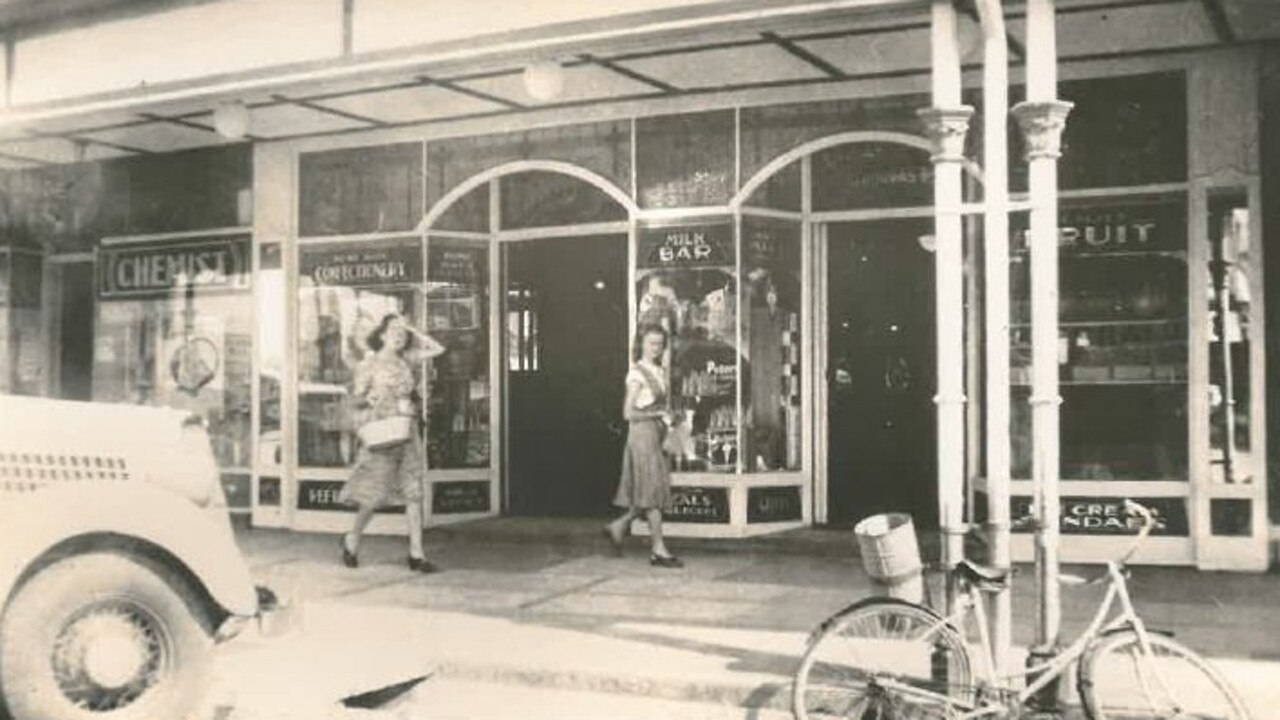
427, 120, 632, 210
499, 171, 626, 229
298, 142, 424, 237
636, 219, 739, 472
1209, 498, 1252, 537
739, 94, 929, 187
425, 238, 491, 468
92, 234, 254, 471
741, 217, 803, 472
257, 243, 284, 472
433, 183, 489, 233
1011, 72, 1187, 192
744, 160, 802, 212
812, 142, 934, 211
296, 237, 423, 468
1010, 197, 1188, 480
636, 110, 735, 209
1206, 190, 1254, 484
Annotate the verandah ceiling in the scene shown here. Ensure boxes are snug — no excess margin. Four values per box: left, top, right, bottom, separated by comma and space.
0, 0, 1264, 169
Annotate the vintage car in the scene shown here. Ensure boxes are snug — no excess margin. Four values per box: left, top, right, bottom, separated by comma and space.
0, 394, 271, 720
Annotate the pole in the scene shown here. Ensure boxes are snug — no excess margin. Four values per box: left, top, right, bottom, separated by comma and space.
973, 0, 1013, 676
1012, 0, 1072, 701
920, 0, 973, 613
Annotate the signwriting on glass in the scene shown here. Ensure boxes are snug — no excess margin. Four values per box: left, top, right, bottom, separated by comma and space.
1012, 200, 1184, 254
431, 480, 491, 514
638, 223, 733, 269
666, 486, 730, 524
301, 240, 423, 287
1011, 496, 1188, 536
100, 236, 251, 298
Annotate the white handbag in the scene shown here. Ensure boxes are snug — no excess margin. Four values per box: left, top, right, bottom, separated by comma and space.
357, 415, 413, 449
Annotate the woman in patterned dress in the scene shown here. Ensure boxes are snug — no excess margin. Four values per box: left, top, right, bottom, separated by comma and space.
605, 324, 683, 568
340, 313, 445, 573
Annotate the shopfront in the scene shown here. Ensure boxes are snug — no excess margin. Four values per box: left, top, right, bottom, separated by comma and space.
0, 1, 1272, 568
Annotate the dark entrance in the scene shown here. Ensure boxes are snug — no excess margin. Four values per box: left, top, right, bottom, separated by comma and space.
57, 261, 95, 400
504, 235, 628, 516
826, 219, 937, 528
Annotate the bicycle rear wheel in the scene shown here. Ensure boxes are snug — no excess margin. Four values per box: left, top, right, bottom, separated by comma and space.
793, 599, 973, 720
1079, 630, 1250, 720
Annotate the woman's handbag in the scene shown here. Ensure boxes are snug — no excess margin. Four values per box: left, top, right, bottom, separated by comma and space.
357, 415, 413, 449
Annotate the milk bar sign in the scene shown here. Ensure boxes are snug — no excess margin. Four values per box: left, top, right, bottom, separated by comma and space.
301, 239, 422, 287
100, 236, 250, 299
639, 222, 733, 269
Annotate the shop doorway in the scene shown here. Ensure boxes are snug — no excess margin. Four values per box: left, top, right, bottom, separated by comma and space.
504, 235, 628, 516
50, 260, 95, 400
825, 218, 937, 528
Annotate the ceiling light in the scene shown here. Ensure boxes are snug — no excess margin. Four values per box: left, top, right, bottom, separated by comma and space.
213, 100, 250, 139
522, 61, 565, 102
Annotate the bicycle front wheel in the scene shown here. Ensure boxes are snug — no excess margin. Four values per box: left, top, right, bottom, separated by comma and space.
793, 599, 973, 720
1079, 630, 1250, 720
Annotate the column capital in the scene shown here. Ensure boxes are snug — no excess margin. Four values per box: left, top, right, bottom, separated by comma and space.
1011, 100, 1074, 161
916, 105, 975, 163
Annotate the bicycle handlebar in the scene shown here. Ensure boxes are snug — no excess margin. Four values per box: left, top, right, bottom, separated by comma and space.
1117, 498, 1157, 565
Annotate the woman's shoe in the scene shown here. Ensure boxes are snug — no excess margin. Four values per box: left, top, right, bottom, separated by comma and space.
340, 535, 359, 569
602, 525, 624, 557
407, 555, 440, 574
650, 554, 684, 569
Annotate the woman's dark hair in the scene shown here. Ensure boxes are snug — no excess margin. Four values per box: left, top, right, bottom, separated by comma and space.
632, 324, 668, 362
366, 313, 409, 354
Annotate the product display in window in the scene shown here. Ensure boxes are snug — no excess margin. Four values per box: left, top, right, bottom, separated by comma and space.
635, 266, 741, 473
741, 217, 803, 472
92, 235, 254, 471
1010, 197, 1188, 480
297, 238, 423, 469
425, 239, 491, 469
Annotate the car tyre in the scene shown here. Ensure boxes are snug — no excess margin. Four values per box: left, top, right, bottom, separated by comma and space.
0, 552, 213, 720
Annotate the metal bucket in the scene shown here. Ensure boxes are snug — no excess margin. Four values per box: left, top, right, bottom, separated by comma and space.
854, 512, 923, 603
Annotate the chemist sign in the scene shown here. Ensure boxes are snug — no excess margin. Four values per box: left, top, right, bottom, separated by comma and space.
99, 235, 251, 299
638, 222, 734, 269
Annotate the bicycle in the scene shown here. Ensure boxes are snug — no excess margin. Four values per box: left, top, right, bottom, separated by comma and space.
792, 500, 1251, 719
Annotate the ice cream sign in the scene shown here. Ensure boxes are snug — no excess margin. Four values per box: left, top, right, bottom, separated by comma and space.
100, 235, 250, 298
639, 222, 733, 269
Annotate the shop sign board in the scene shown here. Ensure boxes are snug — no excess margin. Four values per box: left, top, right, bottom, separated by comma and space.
1011, 496, 1189, 536
1012, 197, 1186, 255
300, 238, 423, 287
638, 222, 734, 269
747, 485, 802, 523
429, 244, 485, 286
99, 235, 251, 299
666, 486, 730, 524
297, 479, 402, 513
431, 480, 491, 514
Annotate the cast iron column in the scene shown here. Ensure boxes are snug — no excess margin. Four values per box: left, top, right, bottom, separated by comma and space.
921, 0, 973, 611
1013, 0, 1072, 674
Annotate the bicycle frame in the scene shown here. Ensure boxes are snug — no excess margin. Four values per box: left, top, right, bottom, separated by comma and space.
866, 561, 1166, 720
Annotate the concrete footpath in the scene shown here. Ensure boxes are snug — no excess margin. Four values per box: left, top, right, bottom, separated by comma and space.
204, 518, 1280, 719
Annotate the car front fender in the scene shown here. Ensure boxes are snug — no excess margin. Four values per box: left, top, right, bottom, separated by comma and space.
0, 483, 258, 619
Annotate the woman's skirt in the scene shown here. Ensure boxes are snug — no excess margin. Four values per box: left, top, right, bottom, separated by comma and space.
613, 419, 671, 511
339, 436, 425, 508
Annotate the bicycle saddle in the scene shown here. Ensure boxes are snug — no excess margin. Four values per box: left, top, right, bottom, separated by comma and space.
953, 558, 1011, 589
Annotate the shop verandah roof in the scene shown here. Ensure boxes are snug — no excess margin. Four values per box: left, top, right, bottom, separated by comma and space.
0, 0, 1274, 168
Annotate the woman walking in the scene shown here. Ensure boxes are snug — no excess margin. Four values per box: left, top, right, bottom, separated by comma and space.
605, 324, 683, 568
340, 313, 445, 573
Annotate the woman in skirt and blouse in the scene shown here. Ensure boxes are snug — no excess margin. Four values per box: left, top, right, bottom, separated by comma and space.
605, 324, 683, 568
340, 313, 445, 573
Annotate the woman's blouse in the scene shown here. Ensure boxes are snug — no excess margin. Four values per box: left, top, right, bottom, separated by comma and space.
626, 361, 667, 414
352, 354, 416, 424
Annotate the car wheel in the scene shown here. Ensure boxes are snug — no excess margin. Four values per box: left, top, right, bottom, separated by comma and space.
0, 552, 213, 720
